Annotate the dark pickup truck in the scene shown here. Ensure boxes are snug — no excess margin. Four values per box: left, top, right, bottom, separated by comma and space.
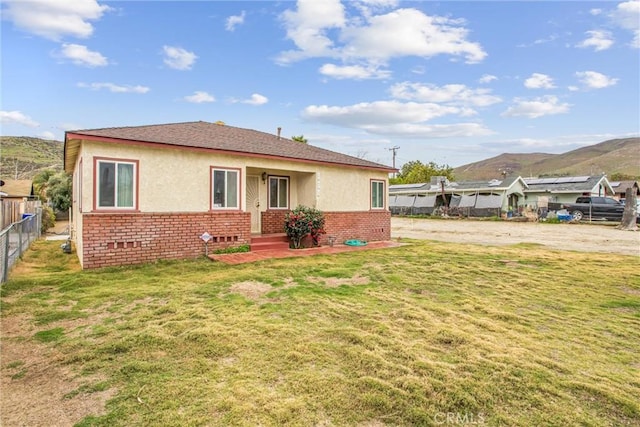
558, 196, 629, 221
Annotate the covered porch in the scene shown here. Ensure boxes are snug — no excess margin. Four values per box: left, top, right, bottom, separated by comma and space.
245, 167, 316, 234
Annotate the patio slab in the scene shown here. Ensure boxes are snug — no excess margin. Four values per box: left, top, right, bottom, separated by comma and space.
209, 241, 401, 265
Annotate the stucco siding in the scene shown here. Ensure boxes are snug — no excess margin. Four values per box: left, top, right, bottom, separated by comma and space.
79, 140, 389, 214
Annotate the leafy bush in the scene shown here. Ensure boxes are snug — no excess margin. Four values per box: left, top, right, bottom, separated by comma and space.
284, 205, 326, 249
41, 205, 56, 233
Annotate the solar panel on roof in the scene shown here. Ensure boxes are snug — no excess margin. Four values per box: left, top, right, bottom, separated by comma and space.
554, 177, 573, 184
525, 178, 543, 185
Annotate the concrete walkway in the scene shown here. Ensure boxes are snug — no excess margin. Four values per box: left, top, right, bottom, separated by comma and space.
209, 241, 401, 264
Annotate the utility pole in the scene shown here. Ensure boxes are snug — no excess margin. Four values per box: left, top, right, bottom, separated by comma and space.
387, 146, 400, 177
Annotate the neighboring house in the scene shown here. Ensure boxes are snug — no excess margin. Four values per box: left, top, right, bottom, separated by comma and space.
0, 179, 37, 229
389, 175, 528, 217
523, 175, 615, 206
610, 180, 640, 200
64, 121, 395, 269
0, 179, 35, 201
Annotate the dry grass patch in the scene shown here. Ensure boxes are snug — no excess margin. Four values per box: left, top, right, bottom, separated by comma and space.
1, 315, 117, 427
228, 281, 274, 301
307, 274, 370, 288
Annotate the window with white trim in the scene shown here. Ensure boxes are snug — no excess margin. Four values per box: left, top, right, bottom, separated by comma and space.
212, 168, 239, 209
371, 180, 384, 209
268, 176, 289, 209
97, 160, 136, 209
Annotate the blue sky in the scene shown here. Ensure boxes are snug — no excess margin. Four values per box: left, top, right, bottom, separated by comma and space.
1, 0, 639, 169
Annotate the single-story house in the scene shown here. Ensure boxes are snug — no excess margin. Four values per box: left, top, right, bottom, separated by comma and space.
389, 175, 528, 217
64, 121, 395, 269
610, 180, 640, 200
522, 175, 615, 207
0, 179, 35, 201
0, 179, 38, 229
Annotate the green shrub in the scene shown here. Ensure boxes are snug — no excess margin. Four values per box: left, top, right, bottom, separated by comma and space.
212, 244, 250, 254
41, 206, 56, 233
284, 205, 326, 249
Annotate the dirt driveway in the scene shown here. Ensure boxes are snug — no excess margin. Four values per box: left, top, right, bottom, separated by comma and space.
391, 217, 640, 256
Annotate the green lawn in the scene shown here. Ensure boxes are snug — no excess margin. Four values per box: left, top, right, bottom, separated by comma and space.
1, 239, 639, 426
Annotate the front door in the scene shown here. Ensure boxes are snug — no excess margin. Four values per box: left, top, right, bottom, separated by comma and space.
247, 175, 260, 233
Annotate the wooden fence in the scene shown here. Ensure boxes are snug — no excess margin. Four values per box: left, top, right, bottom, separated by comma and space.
1, 200, 41, 230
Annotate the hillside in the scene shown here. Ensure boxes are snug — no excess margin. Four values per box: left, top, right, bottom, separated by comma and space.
453, 137, 640, 180
0, 136, 64, 180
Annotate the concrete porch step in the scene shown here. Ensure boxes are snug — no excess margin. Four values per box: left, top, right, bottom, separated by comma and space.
250, 233, 290, 251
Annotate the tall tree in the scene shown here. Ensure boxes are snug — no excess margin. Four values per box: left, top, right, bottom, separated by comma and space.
391, 160, 454, 185
33, 169, 72, 212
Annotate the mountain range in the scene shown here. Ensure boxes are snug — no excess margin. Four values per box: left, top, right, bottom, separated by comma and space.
0, 136, 638, 181
453, 137, 639, 181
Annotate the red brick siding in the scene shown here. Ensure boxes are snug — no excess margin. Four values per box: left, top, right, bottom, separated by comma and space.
82, 211, 250, 269
322, 211, 391, 245
262, 209, 390, 246
261, 210, 288, 234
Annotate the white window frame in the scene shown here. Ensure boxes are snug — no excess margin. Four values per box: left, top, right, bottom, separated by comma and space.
211, 167, 240, 210
95, 158, 138, 210
268, 176, 289, 209
371, 180, 385, 210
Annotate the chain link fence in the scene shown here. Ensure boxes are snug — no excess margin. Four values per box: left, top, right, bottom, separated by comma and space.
0, 208, 42, 283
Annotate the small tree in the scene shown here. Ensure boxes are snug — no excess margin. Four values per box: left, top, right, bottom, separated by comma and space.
284, 205, 326, 248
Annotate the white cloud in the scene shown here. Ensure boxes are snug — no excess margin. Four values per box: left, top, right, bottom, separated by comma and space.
524, 73, 556, 89
303, 101, 463, 126
342, 9, 486, 63
184, 91, 215, 103
301, 100, 493, 138
575, 71, 619, 89
77, 82, 150, 93
226, 11, 246, 31
278, 0, 346, 63
319, 63, 391, 79
478, 74, 497, 84
609, 0, 640, 48
58, 43, 108, 67
502, 96, 571, 118
230, 93, 269, 105
576, 30, 614, 51
0, 110, 39, 127
277, 1, 486, 76
2, 0, 110, 41
389, 82, 502, 107
590, 8, 603, 16
162, 46, 197, 70
376, 123, 494, 138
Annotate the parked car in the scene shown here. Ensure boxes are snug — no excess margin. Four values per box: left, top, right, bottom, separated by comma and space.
560, 196, 635, 221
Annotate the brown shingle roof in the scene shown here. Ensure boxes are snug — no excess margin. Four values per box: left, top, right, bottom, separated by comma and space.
0, 179, 34, 198
65, 121, 395, 172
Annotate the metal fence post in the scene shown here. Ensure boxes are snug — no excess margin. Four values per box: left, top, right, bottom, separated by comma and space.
2, 229, 9, 283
